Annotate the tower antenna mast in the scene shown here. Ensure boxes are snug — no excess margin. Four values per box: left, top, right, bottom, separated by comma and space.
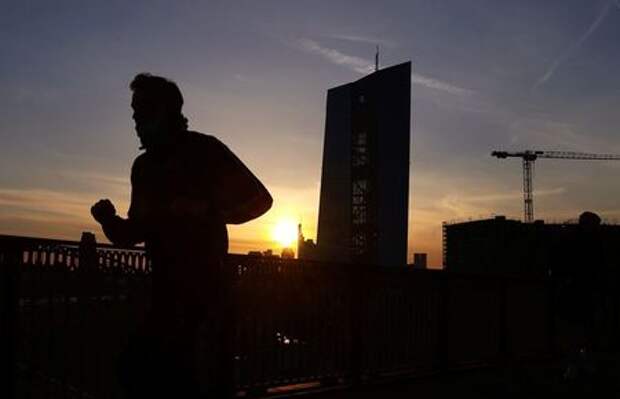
375, 45, 379, 71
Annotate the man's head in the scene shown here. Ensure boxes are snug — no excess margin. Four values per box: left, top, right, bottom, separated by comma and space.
130, 73, 188, 151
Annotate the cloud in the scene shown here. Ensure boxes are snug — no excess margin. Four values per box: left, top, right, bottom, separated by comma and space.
0, 186, 130, 224
0, 188, 97, 217
446, 187, 566, 204
59, 170, 129, 187
298, 39, 473, 96
228, 237, 272, 255
438, 187, 566, 221
410, 74, 472, 96
0, 188, 109, 240
298, 38, 375, 74
325, 34, 397, 48
233, 73, 258, 84
534, 1, 616, 88
508, 117, 620, 153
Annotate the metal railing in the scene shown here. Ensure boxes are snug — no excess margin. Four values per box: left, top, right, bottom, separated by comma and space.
1, 232, 558, 398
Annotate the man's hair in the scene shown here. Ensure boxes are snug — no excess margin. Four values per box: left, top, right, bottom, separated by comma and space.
130, 73, 188, 130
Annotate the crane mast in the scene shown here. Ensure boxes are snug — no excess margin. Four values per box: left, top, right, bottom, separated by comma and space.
523, 157, 534, 223
491, 150, 620, 223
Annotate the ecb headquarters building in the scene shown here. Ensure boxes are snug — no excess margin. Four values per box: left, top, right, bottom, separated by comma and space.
315, 61, 411, 267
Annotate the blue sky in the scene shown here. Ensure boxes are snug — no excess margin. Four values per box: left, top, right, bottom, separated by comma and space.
1, 0, 620, 265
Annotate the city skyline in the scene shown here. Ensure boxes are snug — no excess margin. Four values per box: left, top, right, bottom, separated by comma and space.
2, 1, 620, 266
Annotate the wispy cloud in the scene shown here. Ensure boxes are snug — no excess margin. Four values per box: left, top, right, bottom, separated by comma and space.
0, 187, 130, 223
446, 188, 566, 204
410, 74, 472, 96
0, 188, 95, 216
298, 38, 374, 74
298, 39, 473, 96
0, 188, 110, 240
325, 34, 397, 48
233, 73, 258, 85
59, 170, 129, 187
534, 1, 618, 88
508, 117, 620, 153
439, 188, 566, 219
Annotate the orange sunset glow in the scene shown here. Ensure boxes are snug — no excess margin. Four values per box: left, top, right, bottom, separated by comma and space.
2, 2, 620, 269
272, 219, 298, 248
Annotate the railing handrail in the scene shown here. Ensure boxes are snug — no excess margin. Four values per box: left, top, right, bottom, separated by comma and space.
0, 233, 144, 251
0, 233, 554, 285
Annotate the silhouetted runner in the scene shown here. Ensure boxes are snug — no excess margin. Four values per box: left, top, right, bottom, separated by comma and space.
91, 73, 272, 397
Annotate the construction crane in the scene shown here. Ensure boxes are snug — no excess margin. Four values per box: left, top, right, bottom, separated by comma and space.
491, 150, 620, 223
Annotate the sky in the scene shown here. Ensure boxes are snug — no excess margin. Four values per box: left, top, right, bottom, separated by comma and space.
1, 0, 620, 266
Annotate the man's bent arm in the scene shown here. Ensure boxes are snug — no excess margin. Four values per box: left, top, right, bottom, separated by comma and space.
100, 155, 148, 247
210, 138, 273, 224
101, 215, 145, 247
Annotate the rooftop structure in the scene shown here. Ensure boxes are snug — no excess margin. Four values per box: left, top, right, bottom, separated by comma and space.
443, 212, 620, 275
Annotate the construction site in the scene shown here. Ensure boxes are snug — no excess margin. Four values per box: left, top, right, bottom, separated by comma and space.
443, 149, 620, 274
443, 212, 620, 274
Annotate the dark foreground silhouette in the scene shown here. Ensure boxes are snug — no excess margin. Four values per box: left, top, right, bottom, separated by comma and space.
91, 73, 272, 397
553, 211, 618, 382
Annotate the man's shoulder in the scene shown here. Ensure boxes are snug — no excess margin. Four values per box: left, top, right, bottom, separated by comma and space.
184, 131, 230, 155
186, 130, 221, 145
131, 152, 148, 167
130, 152, 149, 180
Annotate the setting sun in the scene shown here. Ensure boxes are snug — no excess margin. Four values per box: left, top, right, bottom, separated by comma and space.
272, 220, 298, 248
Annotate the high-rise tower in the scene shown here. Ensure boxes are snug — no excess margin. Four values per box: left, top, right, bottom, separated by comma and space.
315, 61, 411, 266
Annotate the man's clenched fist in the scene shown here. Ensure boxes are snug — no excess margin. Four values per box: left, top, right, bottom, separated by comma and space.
91, 199, 116, 225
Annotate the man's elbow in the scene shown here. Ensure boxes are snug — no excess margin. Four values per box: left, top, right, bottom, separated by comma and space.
110, 236, 143, 248
102, 217, 144, 248
104, 230, 140, 248
259, 191, 273, 216
226, 191, 273, 225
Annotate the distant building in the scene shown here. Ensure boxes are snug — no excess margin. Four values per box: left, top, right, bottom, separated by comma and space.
315, 61, 412, 266
262, 249, 277, 258
412, 253, 427, 269
443, 212, 620, 275
281, 247, 295, 259
247, 249, 280, 258
297, 224, 319, 261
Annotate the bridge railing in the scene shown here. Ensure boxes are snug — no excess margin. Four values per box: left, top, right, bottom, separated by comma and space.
0, 233, 151, 399
1, 232, 557, 398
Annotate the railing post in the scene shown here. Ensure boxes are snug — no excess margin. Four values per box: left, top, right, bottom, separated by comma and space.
77, 232, 97, 393
497, 277, 509, 366
214, 261, 236, 398
0, 241, 21, 399
349, 265, 368, 386
436, 272, 449, 372
79, 232, 97, 272
78, 232, 98, 307
547, 277, 557, 358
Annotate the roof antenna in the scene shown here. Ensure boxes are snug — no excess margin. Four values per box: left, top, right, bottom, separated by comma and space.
375, 45, 380, 72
